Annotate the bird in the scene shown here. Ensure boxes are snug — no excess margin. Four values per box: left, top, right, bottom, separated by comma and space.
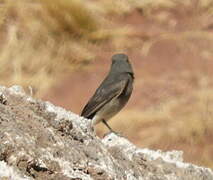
81, 53, 134, 133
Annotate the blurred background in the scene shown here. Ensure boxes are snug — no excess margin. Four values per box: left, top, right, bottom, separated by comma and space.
0, 0, 213, 168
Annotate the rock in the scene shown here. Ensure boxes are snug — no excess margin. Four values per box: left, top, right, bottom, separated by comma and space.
0, 85, 212, 180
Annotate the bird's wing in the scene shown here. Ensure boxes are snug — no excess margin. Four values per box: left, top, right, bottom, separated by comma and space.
81, 75, 130, 119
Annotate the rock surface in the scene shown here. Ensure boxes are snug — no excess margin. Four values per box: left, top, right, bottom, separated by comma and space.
0, 85, 213, 180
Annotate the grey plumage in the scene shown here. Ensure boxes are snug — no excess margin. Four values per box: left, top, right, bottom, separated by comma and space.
81, 53, 134, 132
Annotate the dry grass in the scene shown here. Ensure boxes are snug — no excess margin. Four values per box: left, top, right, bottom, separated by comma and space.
0, 0, 212, 95
0, 0, 136, 95
97, 0, 213, 55
40, 0, 99, 37
0, 0, 109, 95
97, 0, 213, 16
141, 31, 213, 56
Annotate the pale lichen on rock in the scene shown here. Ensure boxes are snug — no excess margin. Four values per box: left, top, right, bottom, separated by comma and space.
0, 85, 212, 180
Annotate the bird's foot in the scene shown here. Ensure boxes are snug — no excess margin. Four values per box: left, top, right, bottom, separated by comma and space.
103, 130, 124, 138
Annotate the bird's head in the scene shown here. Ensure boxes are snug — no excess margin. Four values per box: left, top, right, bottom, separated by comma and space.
110, 53, 133, 75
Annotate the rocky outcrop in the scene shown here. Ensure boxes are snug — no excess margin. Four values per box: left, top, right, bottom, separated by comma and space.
0, 85, 212, 180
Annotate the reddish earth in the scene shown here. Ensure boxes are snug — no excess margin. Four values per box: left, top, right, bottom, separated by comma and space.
44, 9, 213, 167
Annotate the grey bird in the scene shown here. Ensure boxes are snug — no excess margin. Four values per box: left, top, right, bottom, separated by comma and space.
81, 53, 134, 132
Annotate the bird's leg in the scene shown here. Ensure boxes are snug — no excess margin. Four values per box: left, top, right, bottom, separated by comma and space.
102, 119, 113, 131
102, 119, 120, 135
